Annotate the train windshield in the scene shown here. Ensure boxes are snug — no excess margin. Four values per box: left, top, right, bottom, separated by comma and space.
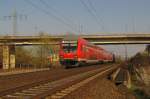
62, 41, 77, 53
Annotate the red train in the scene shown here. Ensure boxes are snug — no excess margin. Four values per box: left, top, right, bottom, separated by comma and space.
59, 37, 115, 68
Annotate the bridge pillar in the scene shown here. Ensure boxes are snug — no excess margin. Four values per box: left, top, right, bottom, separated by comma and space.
9, 46, 16, 69
2, 46, 9, 69
2, 45, 16, 69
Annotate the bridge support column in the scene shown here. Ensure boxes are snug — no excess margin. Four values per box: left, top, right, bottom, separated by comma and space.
9, 46, 16, 69
2, 45, 16, 69
2, 46, 9, 69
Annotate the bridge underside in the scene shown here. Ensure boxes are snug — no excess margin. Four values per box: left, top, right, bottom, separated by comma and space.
0, 34, 150, 45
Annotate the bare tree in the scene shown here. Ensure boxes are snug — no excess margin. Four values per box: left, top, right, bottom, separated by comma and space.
35, 32, 59, 68
15, 46, 33, 68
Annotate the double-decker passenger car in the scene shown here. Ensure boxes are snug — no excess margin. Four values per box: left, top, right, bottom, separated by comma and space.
59, 37, 115, 68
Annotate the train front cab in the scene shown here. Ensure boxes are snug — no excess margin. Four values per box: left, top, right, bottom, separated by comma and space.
59, 40, 79, 68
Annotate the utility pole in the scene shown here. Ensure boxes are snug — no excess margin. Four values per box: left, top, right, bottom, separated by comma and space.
79, 23, 83, 35
132, 16, 135, 33
34, 25, 38, 35
12, 9, 17, 35
124, 24, 128, 61
124, 45, 128, 61
3, 8, 27, 36
2, 9, 27, 69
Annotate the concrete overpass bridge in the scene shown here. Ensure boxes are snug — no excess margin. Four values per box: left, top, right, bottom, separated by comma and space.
0, 33, 150, 45
1, 33, 150, 70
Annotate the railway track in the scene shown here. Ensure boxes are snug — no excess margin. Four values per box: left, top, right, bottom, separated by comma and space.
0, 65, 118, 99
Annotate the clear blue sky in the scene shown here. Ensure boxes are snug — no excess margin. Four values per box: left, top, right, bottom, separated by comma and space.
1, 0, 150, 35
0, 0, 148, 58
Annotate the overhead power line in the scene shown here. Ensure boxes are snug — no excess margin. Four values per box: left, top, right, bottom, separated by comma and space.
2, 9, 27, 36
39, 0, 78, 31
80, 0, 104, 31
24, 0, 78, 32
87, 0, 97, 16
87, 0, 104, 30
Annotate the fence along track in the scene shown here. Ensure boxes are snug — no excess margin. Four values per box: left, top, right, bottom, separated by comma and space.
1, 65, 117, 99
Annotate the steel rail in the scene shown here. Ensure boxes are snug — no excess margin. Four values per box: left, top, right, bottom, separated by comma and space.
0, 65, 118, 99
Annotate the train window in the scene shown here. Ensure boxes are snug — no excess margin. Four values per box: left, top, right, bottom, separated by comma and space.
63, 46, 70, 52
70, 45, 77, 52
62, 43, 77, 53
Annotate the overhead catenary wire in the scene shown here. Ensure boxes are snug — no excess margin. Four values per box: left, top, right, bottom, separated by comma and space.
87, 0, 97, 16
87, 0, 105, 31
80, 0, 104, 31
24, 0, 78, 33
39, 0, 78, 32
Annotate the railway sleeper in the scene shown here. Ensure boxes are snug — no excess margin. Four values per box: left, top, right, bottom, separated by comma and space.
1, 65, 117, 99
14, 92, 36, 96
4, 94, 22, 98
21, 90, 43, 94
48, 66, 117, 99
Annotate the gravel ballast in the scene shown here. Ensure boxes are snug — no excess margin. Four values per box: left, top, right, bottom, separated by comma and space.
65, 78, 135, 99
